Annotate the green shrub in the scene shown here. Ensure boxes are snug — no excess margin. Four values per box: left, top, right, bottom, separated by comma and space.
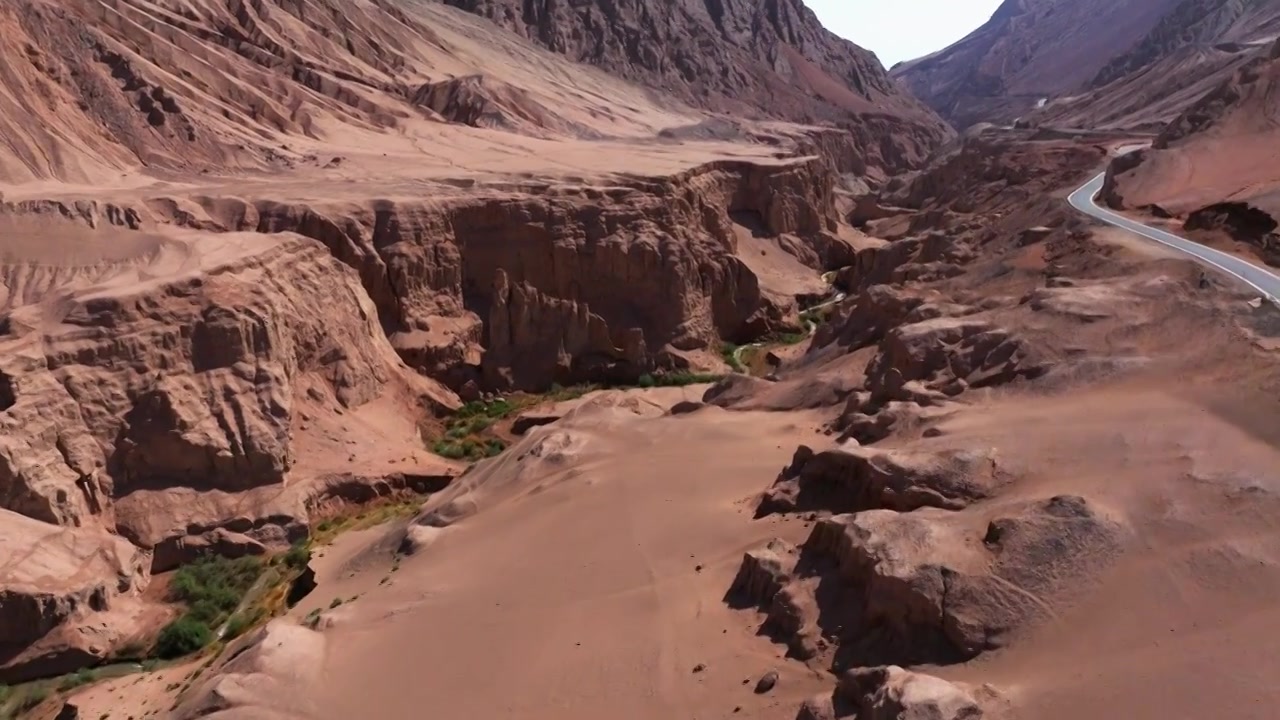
776, 332, 806, 345
720, 342, 744, 372
223, 607, 266, 641
456, 398, 515, 421
155, 617, 212, 658
19, 686, 48, 712
282, 542, 311, 570
59, 668, 96, 691
635, 372, 725, 388
433, 440, 468, 460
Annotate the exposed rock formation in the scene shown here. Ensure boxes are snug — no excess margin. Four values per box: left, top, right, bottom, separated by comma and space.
758, 445, 1002, 517
441, 0, 954, 177
878, 136, 1108, 217
0, 231, 450, 530
730, 496, 1125, 667
832, 316, 1045, 443
0, 215, 461, 674
143, 158, 847, 392
0, 512, 150, 682
799, 666, 1002, 720
412, 75, 595, 138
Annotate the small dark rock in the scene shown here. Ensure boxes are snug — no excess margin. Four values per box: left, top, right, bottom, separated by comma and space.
692, 663, 707, 673
695, 564, 704, 573
670, 400, 706, 415
754, 670, 779, 694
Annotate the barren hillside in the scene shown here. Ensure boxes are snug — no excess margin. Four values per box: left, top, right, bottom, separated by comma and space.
891, 0, 1182, 128
1036, 0, 1280, 130
442, 0, 955, 177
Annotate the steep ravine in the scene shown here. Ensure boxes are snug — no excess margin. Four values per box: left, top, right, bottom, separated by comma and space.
0, 155, 852, 683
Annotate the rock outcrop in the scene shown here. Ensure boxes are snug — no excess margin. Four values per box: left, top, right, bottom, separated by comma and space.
0, 218, 461, 675
833, 316, 1046, 443
0, 512, 151, 682
799, 666, 1003, 720
0, 232, 451, 530
1102, 38, 1280, 255
758, 445, 1002, 517
730, 496, 1125, 667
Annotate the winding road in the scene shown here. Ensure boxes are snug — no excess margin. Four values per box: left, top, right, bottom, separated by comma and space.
1068, 170, 1280, 304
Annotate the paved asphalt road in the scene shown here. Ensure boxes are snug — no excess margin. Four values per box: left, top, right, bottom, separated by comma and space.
1068, 171, 1280, 303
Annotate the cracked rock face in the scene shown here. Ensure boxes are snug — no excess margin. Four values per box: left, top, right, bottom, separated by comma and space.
0, 237, 438, 529
0, 227, 459, 677
166, 159, 845, 393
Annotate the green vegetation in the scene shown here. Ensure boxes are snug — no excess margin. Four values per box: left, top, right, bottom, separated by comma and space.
428, 386, 596, 462
223, 606, 266, 641
169, 555, 263, 628
281, 542, 311, 571
58, 668, 96, 692
153, 555, 265, 659
774, 331, 807, 345
17, 686, 47, 714
636, 372, 725, 388
154, 617, 214, 659
309, 496, 428, 547
721, 342, 745, 372
432, 436, 506, 461
0, 682, 49, 717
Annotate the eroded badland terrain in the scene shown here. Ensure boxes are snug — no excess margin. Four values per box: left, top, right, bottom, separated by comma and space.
5, 0, 1280, 719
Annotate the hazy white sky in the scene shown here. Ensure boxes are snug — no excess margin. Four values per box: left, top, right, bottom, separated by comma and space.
805, 0, 1005, 69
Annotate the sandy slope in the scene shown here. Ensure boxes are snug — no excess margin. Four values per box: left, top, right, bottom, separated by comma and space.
304, 392, 833, 720
935, 381, 1280, 720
